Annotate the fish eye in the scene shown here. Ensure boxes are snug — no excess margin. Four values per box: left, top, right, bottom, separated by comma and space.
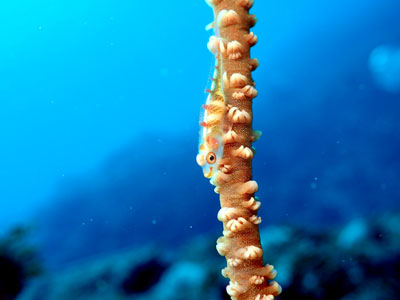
206, 152, 216, 164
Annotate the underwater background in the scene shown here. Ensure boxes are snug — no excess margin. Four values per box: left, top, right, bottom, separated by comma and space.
0, 0, 399, 299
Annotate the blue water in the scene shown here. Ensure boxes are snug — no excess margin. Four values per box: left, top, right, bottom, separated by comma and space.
0, 0, 399, 268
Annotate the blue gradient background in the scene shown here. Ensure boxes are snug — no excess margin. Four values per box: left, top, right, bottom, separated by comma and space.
0, 0, 399, 267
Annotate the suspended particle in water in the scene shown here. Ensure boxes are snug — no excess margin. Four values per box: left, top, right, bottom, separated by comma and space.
369, 45, 400, 94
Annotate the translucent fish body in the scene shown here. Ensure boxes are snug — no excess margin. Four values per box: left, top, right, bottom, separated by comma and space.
196, 58, 226, 180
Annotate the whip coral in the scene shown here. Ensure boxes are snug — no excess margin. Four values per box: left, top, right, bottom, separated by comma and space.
196, 0, 281, 299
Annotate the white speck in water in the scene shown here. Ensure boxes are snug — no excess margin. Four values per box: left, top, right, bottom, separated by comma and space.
38, 26, 43, 31
152, 219, 157, 225
314, 177, 318, 181
369, 45, 400, 93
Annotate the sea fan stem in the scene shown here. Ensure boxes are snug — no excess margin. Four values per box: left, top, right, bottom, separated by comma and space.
207, 1, 282, 299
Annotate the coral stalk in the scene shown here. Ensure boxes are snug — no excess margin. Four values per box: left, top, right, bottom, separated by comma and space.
197, 1, 281, 299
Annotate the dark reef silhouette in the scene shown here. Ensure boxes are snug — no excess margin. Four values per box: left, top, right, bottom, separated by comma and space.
0, 227, 41, 300
16, 212, 400, 300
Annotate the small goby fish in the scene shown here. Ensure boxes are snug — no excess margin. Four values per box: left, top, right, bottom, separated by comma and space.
196, 55, 226, 181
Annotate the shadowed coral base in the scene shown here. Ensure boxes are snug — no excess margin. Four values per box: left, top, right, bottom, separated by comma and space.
206, 0, 282, 299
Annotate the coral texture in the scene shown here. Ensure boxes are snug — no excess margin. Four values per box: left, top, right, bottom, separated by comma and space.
197, 1, 281, 299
